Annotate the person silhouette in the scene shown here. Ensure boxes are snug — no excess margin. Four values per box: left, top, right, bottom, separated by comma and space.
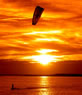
11, 84, 14, 90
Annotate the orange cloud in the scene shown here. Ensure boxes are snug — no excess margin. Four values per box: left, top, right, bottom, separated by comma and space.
0, 0, 81, 63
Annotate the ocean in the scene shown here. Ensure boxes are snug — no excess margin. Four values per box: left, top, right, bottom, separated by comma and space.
0, 76, 82, 95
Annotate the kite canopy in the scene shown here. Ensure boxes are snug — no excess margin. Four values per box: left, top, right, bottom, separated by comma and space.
32, 6, 44, 25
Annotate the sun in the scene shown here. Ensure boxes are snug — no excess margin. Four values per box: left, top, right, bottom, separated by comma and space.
31, 49, 58, 65
21, 49, 62, 65
31, 54, 55, 65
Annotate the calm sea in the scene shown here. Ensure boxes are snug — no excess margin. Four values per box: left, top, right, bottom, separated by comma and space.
0, 76, 82, 95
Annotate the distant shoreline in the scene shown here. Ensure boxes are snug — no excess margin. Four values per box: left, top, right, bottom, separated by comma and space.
0, 74, 82, 77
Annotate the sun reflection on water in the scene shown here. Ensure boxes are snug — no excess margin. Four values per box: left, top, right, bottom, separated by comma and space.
39, 76, 49, 95
40, 76, 48, 87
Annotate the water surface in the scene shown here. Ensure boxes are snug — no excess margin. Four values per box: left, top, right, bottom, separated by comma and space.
0, 76, 82, 95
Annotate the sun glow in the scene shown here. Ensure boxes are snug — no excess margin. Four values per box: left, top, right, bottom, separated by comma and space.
31, 54, 55, 65
31, 49, 57, 65
36, 49, 58, 54
21, 49, 63, 65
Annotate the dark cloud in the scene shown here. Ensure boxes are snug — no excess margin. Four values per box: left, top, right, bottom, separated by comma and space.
0, 59, 82, 75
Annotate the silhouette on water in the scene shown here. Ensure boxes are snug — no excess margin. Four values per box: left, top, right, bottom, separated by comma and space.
11, 84, 61, 90
11, 84, 15, 90
11, 84, 52, 90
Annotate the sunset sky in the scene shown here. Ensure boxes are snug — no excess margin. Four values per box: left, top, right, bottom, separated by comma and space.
0, 0, 82, 75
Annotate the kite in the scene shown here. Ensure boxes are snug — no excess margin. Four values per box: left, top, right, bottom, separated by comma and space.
32, 6, 44, 25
